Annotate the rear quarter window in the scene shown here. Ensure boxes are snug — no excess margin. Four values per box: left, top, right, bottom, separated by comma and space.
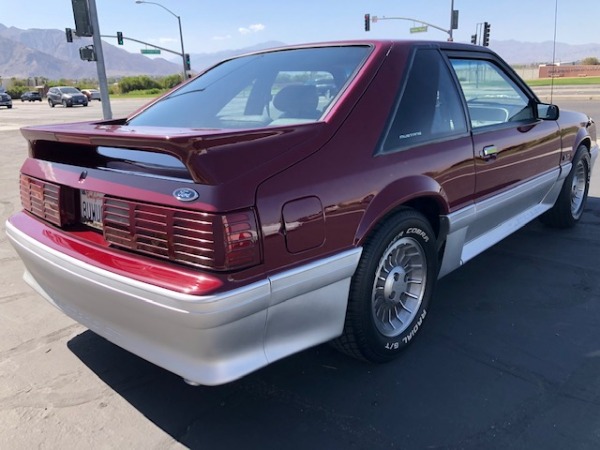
381, 48, 468, 153
128, 46, 371, 129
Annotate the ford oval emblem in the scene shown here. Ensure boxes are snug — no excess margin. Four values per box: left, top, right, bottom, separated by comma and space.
173, 188, 199, 202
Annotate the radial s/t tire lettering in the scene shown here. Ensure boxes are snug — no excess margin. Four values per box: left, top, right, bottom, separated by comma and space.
333, 209, 438, 363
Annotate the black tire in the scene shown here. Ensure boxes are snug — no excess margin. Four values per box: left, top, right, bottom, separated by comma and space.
62, 100, 68, 108
48, 99, 54, 108
332, 209, 438, 362
541, 146, 590, 228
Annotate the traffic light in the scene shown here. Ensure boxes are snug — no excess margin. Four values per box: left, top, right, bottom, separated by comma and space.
483, 22, 491, 47
117, 31, 124, 45
65, 28, 73, 43
71, 0, 93, 37
470, 34, 477, 45
184, 53, 191, 71
364, 14, 370, 32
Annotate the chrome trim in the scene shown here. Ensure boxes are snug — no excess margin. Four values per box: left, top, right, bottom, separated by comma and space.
97, 167, 194, 183
6, 220, 361, 385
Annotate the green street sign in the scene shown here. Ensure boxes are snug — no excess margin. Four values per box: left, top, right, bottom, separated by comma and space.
410, 26, 428, 33
141, 49, 161, 55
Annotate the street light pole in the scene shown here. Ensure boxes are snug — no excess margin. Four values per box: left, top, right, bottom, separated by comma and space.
176, 14, 186, 77
135, 1, 187, 79
449, 0, 454, 41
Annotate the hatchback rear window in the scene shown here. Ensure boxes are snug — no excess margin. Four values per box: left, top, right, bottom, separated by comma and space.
128, 46, 371, 129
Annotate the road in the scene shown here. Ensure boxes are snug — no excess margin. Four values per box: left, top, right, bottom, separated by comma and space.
1, 98, 599, 449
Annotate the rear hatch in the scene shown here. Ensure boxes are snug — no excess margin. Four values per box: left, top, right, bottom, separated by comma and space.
19, 120, 328, 273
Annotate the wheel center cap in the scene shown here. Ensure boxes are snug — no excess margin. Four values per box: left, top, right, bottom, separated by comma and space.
383, 267, 408, 304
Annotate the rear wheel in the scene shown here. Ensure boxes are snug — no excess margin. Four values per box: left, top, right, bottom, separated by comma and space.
333, 209, 438, 362
541, 146, 590, 228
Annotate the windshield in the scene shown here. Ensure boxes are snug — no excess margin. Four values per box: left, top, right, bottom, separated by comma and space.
128, 46, 371, 129
61, 87, 81, 94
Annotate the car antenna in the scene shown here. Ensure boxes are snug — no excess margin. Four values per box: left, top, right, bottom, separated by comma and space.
550, 0, 558, 104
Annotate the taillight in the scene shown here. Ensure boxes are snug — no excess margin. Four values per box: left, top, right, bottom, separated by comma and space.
19, 176, 261, 272
20, 175, 75, 226
223, 211, 261, 269
103, 197, 261, 271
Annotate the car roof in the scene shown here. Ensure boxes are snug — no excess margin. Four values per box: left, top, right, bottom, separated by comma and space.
236, 39, 491, 53
219, 39, 497, 66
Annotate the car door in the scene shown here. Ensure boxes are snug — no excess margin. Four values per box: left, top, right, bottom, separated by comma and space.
445, 52, 561, 241
48, 88, 58, 103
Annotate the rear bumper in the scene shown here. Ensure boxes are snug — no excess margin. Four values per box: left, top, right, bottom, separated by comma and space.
6, 218, 361, 385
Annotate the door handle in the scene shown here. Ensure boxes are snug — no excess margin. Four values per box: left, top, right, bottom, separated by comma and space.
481, 145, 498, 160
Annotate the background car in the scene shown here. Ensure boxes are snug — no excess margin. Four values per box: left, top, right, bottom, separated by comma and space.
47, 86, 88, 107
0, 92, 12, 108
81, 89, 101, 101
6, 40, 598, 386
20, 91, 42, 102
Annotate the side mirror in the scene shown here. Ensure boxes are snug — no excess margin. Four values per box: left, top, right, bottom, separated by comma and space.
537, 103, 559, 121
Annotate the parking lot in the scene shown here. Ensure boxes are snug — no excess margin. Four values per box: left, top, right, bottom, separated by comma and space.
1, 97, 600, 449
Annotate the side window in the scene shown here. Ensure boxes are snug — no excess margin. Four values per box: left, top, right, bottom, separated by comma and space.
382, 48, 467, 153
449, 59, 534, 129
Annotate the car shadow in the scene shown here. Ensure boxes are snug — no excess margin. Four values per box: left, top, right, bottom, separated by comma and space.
67, 197, 600, 449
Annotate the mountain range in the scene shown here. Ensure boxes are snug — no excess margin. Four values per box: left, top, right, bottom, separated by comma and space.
0, 24, 179, 79
1, 23, 599, 80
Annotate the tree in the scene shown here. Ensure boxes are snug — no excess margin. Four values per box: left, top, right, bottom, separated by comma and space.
581, 57, 600, 66
119, 75, 161, 94
161, 74, 182, 89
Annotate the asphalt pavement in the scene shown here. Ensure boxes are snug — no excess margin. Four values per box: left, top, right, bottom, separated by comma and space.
0, 98, 599, 449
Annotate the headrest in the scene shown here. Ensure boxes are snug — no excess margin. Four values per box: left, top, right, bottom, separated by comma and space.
273, 84, 319, 117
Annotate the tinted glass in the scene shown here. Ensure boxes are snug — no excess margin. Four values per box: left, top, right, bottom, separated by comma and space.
60, 87, 81, 94
128, 46, 371, 129
382, 48, 467, 152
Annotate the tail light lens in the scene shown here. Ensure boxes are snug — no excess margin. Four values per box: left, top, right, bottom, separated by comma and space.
20, 175, 261, 272
103, 197, 261, 271
223, 211, 262, 269
20, 175, 75, 227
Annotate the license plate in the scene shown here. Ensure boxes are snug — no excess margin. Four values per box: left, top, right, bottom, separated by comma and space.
80, 190, 104, 230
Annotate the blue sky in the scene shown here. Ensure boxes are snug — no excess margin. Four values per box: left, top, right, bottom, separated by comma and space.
1, 0, 598, 55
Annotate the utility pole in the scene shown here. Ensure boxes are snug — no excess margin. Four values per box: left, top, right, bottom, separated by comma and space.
87, 0, 112, 119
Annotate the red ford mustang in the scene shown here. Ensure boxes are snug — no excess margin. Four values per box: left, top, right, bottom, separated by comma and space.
6, 40, 598, 385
